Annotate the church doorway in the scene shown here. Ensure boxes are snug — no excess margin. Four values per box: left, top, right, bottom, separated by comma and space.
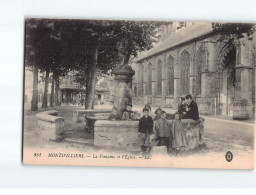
216, 44, 237, 117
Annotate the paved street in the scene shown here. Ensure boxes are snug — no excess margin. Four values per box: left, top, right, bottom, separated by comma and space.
23, 103, 255, 155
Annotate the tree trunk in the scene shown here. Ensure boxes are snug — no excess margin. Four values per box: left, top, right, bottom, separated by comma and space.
50, 74, 54, 107
42, 70, 50, 108
31, 64, 38, 111
85, 47, 98, 109
54, 74, 60, 106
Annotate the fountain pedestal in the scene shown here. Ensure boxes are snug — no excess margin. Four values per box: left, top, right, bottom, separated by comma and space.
112, 65, 135, 118
94, 120, 141, 152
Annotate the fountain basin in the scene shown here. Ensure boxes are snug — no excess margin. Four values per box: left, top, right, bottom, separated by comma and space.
94, 117, 205, 153
85, 113, 110, 132
73, 109, 112, 123
94, 120, 141, 152
36, 110, 65, 141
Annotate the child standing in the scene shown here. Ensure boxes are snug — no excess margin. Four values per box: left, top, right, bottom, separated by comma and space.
138, 108, 154, 153
171, 112, 187, 154
155, 111, 171, 151
142, 104, 154, 118
154, 107, 162, 121
144, 104, 151, 112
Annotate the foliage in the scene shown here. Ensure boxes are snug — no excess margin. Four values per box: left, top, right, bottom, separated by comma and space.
71, 20, 166, 84
26, 19, 167, 79
212, 22, 255, 45
212, 23, 255, 36
25, 19, 169, 109
25, 19, 54, 69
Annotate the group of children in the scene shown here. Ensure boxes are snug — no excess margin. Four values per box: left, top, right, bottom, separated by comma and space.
108, 103, 135, 121
139, 106, 186, 154
109, 102, 187, 154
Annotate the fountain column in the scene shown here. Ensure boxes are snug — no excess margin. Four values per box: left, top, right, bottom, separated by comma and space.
112, 65, 135, 118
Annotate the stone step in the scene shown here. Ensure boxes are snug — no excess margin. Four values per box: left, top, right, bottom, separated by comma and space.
64, 138, 94, 146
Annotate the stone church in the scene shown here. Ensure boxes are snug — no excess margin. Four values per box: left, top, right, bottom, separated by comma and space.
132, 22, 256, 119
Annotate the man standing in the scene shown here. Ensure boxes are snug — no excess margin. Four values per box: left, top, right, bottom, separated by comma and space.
183, 94, 199, 121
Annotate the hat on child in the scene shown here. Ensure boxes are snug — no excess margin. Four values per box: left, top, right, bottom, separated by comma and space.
143, 108, 149, 112
144, 104, 151, 111
161, 110, 166, 115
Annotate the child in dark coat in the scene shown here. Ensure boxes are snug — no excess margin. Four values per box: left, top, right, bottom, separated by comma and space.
138, 108, 154, 153
142, 104, 154, 118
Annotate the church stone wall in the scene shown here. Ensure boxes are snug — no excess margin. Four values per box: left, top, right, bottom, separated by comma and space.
133, 33, 256, 119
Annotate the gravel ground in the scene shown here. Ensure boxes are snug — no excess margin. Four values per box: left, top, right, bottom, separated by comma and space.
23, 103, 255, 156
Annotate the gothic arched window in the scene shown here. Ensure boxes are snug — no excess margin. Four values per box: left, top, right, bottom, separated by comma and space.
147, 62, 152, 95
157, 60, 162, 95
196, 45, 207, 95
138, 64, 144, 96
180, 51, 190, 95
167, 55, 174, 95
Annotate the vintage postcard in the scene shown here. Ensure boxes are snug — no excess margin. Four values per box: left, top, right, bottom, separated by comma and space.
23, 18, 255, 169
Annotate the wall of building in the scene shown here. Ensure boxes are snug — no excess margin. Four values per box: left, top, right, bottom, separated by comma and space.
132, 31, 256, 119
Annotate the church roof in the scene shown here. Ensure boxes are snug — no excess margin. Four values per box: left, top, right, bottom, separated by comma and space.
135, 23, 213, 62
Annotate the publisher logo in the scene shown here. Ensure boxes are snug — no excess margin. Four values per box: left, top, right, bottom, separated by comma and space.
225, 151, 233, 162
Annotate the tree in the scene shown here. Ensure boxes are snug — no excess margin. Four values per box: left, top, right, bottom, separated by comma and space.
25, 19, 166, 110
27, 19, 84, 108
73, 20, 164, 109
25, 19, 54, 111
212, 22, 255, 45
36, 36, 59, 108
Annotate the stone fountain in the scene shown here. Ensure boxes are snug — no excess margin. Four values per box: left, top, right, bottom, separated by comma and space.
79, 42, 205, 153
92, 63, 141, 152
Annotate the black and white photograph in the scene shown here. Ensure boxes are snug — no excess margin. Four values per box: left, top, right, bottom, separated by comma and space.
22, 18, 255, 169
